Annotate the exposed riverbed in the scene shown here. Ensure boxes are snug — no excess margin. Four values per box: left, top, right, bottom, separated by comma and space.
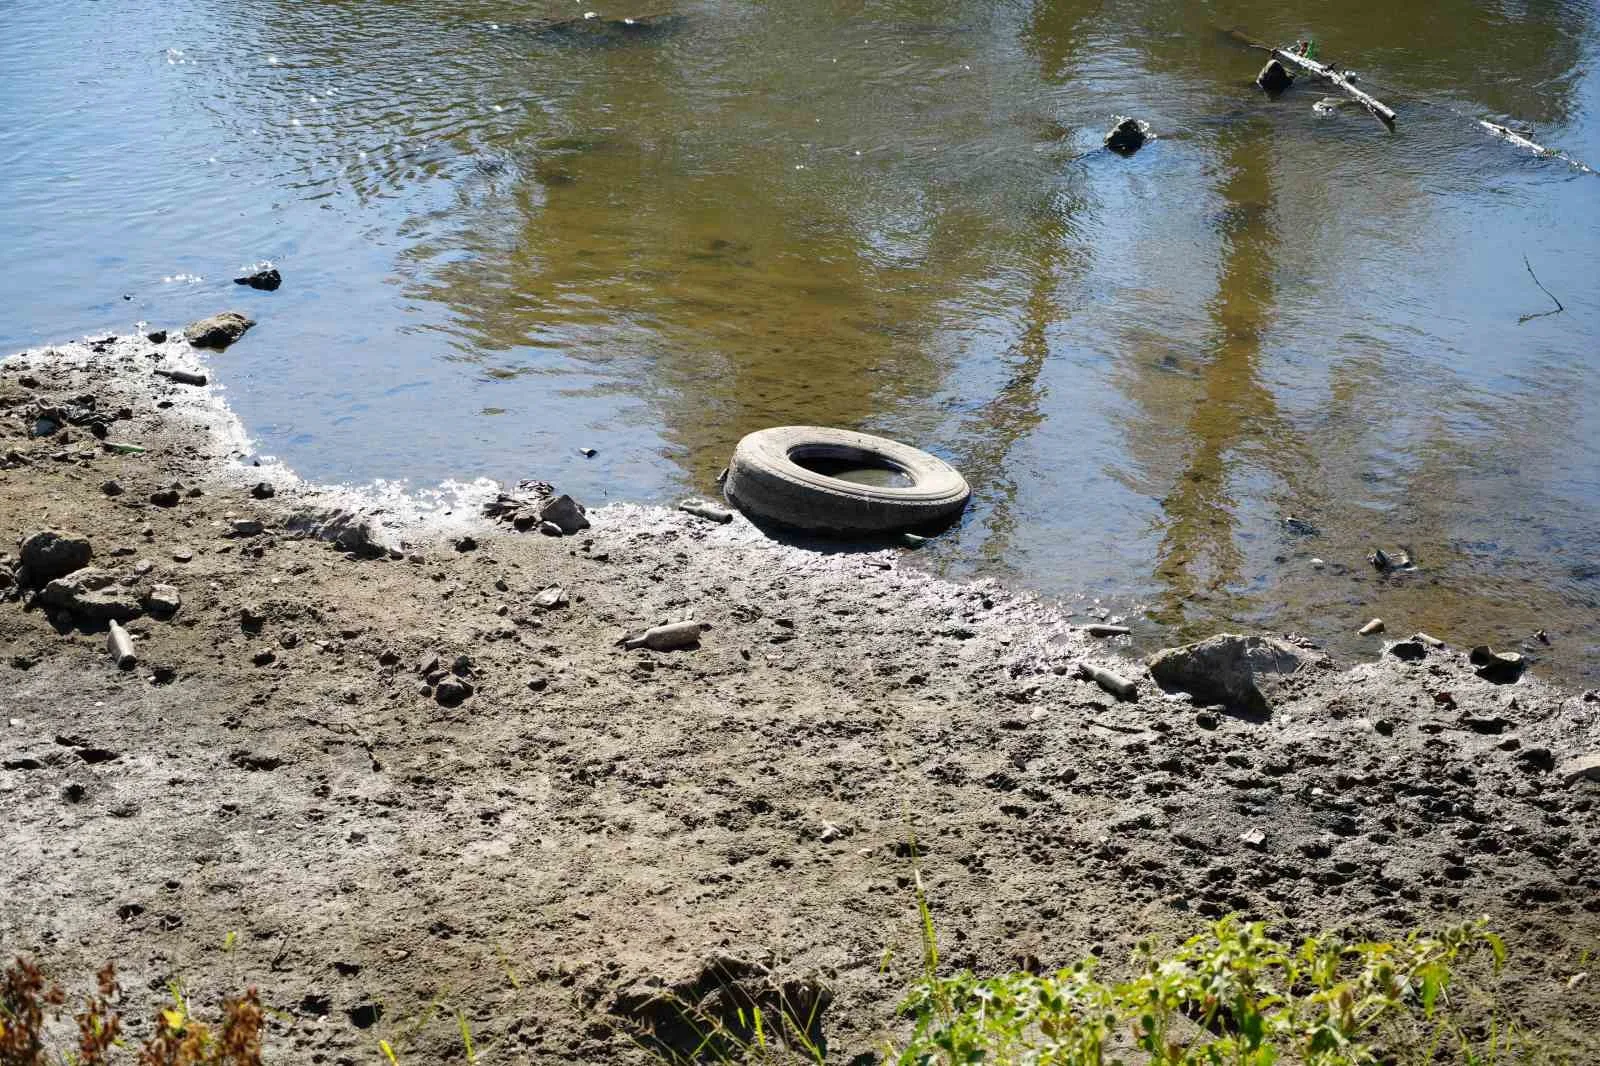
2, 0, 1598, 681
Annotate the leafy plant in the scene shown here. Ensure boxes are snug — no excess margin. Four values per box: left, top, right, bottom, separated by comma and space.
892, 916, 1559, 1065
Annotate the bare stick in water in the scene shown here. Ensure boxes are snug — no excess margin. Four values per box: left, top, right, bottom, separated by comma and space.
1518, 255, 1564, 324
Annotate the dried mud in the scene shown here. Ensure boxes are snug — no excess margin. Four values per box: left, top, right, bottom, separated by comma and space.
1, 334, 1598, 1062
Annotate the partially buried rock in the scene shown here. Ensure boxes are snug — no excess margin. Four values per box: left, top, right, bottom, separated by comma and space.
1256, 58, 1294, 94
1469, 645, 1524, 684
435, 676, 473, 707
41, 568, 142, 621
184, 311, 255, 350
18, 530, 93, 586
1146, 634, 1304, 718
101, 480, 124, 497
1387, 639, 1427, 662
233, 267, 281, 291
1104, 116, 1150, 155
249, 482, 275, 499
145, 584, 182, 615
1557, 752, 1600, 786
539, 494, 590, 534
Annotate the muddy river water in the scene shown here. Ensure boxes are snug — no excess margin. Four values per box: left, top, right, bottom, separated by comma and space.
3, 1, 1598, 681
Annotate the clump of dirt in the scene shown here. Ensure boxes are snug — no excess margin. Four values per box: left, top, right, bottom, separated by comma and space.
0, 334, 1597, 1061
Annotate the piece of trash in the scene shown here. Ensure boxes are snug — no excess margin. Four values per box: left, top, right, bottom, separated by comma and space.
1414, 632, 1445, 648
1470, 645, 1524, 684
1369, 547, 1414, 573
1076, 662, 1138, 702
1358, 618, 1385, 636
900, 532, 927, 549
1238, 828, 1267, 849
107, 620, 136, 670
679, 500, 733, 524
154, 367, 207, 386
1086, 624, 1131, 638
102, 443, 147, 455
1279, 515, 1319, 536
623, 620, 705, 651
579, 446, 597, 458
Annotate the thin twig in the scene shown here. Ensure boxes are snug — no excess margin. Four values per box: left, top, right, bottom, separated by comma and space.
1518, 254, 1564, 324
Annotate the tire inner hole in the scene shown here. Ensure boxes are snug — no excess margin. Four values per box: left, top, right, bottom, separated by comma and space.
789, 445, 916, 488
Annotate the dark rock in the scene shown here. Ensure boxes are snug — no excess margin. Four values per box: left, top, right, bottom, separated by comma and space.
146, 329, 168, 344
184, 311, 255, 349
435, 676, 473, 707
41, 568, 142, 621
539, 494, 591, 534
1516, 747, 1555, 772
1460, 714, 1510, 735
1256, 58, 1294, 94
455, 535, 478, 552
101, 479, 124, 497
1388, 640, 1427, 662
1147, 634, 1304, 717
346, 1003, 383, 1029
252, 649, 277, 667
18, 530, 92, 586
250, 481, 276, 499
149, 489, 181, 508
1103, 116, 1149, 155
1469, 645, 1524, 684
233, 267, 282, 291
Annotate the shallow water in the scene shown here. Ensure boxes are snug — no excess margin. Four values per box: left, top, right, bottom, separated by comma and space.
2, 1, 1598, 681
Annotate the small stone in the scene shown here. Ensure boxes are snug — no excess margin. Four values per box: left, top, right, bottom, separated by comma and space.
1516, 746, 1555, 772
250, 482, 276, 499
1238, 828, 1267, 850
252, 649, 277, 666
1388, 640, 1427, 663
1309, 557, 1325, 568
1556, 752, 1600, 786
532, 585, 568, 610
417, 651, 441, 676
171, 547, 194, 563
150, 489, 180, 508
454, 535, 478, 552
101, 480, 124, 497
1103, 115, 1149, 155
526, 676, 548, 692
146, 584, 182, 614
230, 519, 264, 536
538, 520, 563, 537
435, 676, 473, 707
184, 311, 255, 349
1195, 711, 1219, 730
233, 267, 282, 291
146, 329, 168, 344
1256, 58, 1294, 94
377, 649, 400, 666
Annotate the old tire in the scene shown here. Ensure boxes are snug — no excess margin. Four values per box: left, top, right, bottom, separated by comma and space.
724, 426, 970, 534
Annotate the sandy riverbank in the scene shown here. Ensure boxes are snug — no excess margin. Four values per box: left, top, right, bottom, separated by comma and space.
2, 330, 1598, 1061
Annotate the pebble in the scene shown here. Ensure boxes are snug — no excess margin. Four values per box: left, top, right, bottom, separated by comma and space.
230, 519, 264, 536
435, 676, 474, 707
250, 482, 276, 499
147, 584, 182, 614
252, 649, 277, 666
533, 586, 568, 610
101, 480, 124, 497
171, 547, 194, 563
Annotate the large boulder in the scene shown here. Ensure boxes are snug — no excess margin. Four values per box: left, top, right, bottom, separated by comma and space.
18, 530, 92, 587
184, 311, 255, 349
1146, 634, 1304, 717
40, 568, 143, 622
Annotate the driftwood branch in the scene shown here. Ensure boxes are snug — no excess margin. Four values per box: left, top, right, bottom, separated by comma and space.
1518, 255, 1564, 324
1223, 27, 1396, 128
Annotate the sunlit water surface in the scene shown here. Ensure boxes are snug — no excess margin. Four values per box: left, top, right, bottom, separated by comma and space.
3, 0, 1598, 681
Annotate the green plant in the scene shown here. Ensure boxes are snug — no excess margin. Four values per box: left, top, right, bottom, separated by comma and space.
893, 916, 1557, 1065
